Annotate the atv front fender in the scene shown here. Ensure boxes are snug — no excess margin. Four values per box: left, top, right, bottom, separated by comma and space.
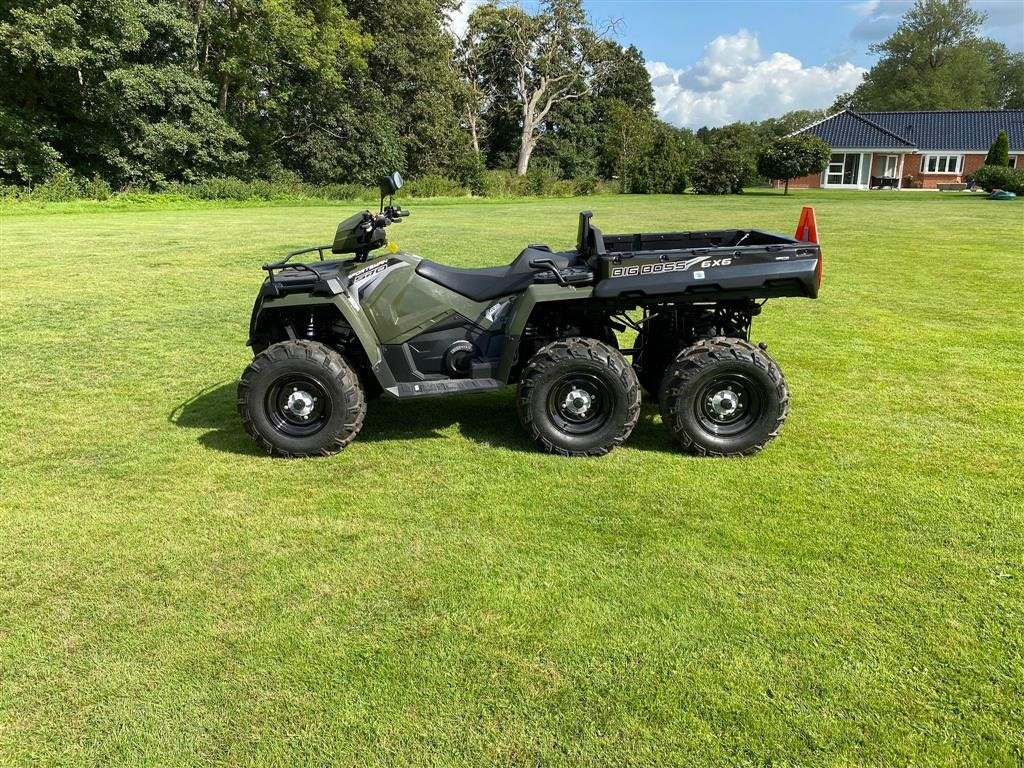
497, 283, 595, 382
252, 290, 383, 368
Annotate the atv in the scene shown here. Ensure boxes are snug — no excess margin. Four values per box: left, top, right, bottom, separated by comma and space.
238, 172, 821, 458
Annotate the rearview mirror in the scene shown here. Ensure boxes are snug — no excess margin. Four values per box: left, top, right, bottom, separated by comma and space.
379, 171, 403, 196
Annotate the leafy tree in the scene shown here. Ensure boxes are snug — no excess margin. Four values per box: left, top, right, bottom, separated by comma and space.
350, 0, 470, 179
985, 130, 1010, 167
690, 142, 755, 195
621, 121, 693, 194
833, 0, 1024, 111
462, 0, 602, 176
0, 0, 244, 186
757, 135, 831, 194
592, 41, 656, 180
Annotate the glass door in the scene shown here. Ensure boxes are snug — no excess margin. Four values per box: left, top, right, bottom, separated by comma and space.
825, 153, 862, 186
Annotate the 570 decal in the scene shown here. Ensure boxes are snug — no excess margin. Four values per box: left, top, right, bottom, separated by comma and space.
609, 256, 733, 278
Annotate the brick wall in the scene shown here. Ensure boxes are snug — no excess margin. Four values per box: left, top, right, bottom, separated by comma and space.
774, 173, 821, 189
904, 153, 987, 188
771, 151, 1012, 190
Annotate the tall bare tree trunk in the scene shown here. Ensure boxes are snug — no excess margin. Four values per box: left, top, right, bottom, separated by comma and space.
467, 114, 480, 153
218, 74, 229, 112
516, 126, 535, 176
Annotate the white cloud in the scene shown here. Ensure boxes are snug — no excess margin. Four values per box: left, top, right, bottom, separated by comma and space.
445, 0, 484, 40
648, 30, 867, 129
848, 0, 912, 41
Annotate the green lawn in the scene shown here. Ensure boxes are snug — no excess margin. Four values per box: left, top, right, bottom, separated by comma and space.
1, 191, 1022, 766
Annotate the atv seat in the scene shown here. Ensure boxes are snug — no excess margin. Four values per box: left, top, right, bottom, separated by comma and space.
415, 247, 580, 302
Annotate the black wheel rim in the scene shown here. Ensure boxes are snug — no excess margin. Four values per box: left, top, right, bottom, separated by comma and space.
265, 374, 333, 437
547, 373, 613, 435
693, 373, 764, 436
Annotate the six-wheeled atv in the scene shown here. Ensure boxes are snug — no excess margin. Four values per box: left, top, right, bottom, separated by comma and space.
238, 172, 822, 458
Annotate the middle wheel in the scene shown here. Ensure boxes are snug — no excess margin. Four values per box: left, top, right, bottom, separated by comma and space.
517, 337, 641, 457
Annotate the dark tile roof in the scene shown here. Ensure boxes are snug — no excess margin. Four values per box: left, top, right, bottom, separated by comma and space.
794, 109, 1024, 152
795, 110, 915, 149
860, 110, 1024, 152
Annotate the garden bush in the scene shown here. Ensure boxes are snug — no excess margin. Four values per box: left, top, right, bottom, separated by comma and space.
398, 175, 468, 198
30, 169, 84, 202
970, 164, 1024, 195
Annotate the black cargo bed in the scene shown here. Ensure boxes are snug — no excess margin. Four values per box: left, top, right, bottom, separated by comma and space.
589, 227, 821, 301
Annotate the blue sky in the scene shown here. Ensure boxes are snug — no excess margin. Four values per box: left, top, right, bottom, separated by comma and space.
451, 1, 1024, 128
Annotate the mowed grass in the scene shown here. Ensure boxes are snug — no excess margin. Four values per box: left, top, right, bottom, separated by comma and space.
1, 190, 1022, 767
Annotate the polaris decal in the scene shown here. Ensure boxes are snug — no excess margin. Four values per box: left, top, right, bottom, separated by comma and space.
346, 259, 402, 310
609, 255, 733, 278
349, 259, 392, 287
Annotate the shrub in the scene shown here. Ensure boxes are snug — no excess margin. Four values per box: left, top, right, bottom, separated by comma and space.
312, 183, 373, 201
84, 175, 112, 201
398, 175, 467, 198
690, 147, 751, 195
31, 169, 84, 201
971, 164, 1024, 195
482, 170, 528, 198
573, 175, 598, 196
0, 184, 21, 203
454, 151, 488, 196
525, 162, 561, 196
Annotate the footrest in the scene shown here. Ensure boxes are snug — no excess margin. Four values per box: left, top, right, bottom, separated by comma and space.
390, 378, 504, 399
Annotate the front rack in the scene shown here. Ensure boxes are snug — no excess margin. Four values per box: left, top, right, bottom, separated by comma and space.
261, 244, 333, 286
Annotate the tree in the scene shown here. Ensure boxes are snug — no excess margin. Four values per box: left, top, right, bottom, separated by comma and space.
690, 145, 754, 195
592, 41, 656, 181
0, 0, 245, 186
985, 130, 1010, 167
757, 135, 831, 194
832, 0, 1024, 111
350, 0, 469, 179
464, 0, 602, 176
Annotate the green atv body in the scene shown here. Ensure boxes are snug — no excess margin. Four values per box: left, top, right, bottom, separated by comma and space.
239, 173, 821, 458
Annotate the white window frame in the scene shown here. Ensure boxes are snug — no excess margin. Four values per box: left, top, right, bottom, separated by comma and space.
825, 152, 863, 186
1010, 156, 1018, 169
921, 154, 964, 174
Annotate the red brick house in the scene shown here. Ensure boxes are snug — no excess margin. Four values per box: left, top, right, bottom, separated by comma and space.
781, 109, 1023, 190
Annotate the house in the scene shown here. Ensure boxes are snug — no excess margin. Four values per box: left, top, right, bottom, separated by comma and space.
782, 109, 1024, 190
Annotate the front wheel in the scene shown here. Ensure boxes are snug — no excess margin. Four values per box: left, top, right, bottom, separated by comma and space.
238, 340, 366, 457
517, 337, 640, 457
658, 338, 788, 457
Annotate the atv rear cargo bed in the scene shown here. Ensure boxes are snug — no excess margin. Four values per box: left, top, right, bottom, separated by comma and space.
588, 226, 821, 301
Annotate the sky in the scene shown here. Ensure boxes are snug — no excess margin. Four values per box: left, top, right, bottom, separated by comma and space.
449, 0, 1024, 129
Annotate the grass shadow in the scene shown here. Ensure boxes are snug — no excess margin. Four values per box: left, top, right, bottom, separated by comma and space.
170, 381, 545, 455
169, 381, 263, 456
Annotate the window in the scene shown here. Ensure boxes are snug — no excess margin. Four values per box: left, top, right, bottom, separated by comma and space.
922, 154, 963, 174
826, 153, 862, 185
1010, 156, 1018, 169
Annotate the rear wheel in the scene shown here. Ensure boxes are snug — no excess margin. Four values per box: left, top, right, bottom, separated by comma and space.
658, 337, 788, 457
238, 340, 366, 457
517, 337, 640, 457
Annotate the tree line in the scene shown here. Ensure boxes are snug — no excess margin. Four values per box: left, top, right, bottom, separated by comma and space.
1, 0, 1020, 194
